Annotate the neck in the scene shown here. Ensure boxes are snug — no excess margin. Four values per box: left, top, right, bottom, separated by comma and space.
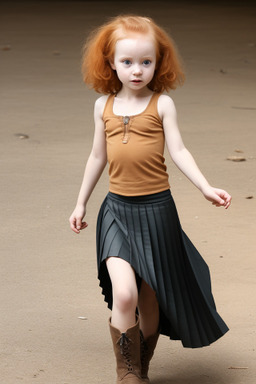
116, 87, 153, 99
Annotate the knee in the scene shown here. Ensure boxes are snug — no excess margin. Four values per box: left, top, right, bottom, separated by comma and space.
113, 287, 138, 313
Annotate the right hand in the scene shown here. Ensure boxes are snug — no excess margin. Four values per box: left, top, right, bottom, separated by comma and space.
69, 204, 88, 234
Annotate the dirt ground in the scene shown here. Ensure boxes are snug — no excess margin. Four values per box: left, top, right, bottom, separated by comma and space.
0, 1, 255, 383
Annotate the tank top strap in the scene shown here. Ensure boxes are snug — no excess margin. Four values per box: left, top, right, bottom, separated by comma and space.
147, 92, 161, 116
103, 94, 115, 119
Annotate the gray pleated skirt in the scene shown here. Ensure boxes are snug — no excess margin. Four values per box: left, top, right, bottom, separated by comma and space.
96, 189, 229, 348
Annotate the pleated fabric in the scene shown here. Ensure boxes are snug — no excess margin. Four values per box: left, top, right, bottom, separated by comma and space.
96, 189, 229, 348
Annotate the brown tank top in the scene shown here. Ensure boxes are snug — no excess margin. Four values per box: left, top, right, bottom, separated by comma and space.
103, 92, 170, 196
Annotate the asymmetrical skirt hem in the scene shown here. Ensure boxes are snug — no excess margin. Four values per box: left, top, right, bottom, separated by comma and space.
96, 189, 229, 349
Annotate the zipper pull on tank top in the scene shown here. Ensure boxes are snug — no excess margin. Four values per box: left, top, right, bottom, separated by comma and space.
122, 116, 130, 144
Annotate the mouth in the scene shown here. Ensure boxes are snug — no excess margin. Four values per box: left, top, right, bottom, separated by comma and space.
131, 80, 142, 84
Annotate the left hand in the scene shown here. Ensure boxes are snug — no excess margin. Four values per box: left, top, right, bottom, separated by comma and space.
202, 186, 232, 209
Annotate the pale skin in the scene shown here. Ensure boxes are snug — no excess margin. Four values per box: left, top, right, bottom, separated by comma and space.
69, 34, 231, 338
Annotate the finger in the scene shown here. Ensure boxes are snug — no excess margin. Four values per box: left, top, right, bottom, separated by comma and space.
217, 191, 229, 205
225, 197, 232, 209
76, 218, 83, 230
69, 218, 80, 234
214, 196, 225, 206
212, 201, 221, 207
71, 225, 80, 234
80, 222, 88, 230
216, 194, 231, 209
221, 193, 232, 208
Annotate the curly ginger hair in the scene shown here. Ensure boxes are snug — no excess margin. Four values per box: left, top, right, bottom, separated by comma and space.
81, 14, 185, 94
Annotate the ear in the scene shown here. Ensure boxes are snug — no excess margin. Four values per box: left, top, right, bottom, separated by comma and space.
109, 60, 116, 70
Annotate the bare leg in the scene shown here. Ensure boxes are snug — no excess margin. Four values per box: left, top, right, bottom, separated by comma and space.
138, 280, 159, 339
106, 257, 138, 332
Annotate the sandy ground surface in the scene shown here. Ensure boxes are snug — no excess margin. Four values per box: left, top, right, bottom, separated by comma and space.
0, 1, 256, 383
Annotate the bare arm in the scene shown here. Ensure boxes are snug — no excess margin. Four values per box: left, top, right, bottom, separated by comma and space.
159, 95, 231, 208
69, 96, 108, 233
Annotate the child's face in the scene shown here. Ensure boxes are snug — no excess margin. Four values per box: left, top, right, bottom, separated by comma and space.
110, 35, 156, 92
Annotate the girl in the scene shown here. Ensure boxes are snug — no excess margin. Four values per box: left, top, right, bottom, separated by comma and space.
69, 15, 231, 384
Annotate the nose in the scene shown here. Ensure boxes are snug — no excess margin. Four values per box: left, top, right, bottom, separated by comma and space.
132, 64, 142, 75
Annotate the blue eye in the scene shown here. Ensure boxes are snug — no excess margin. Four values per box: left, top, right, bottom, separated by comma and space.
143, 60, 151, 66
123, 59, 131, 65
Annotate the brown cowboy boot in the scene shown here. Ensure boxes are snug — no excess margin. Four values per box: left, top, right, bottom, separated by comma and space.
109, 316, 144, 383
140, 330, 159, 383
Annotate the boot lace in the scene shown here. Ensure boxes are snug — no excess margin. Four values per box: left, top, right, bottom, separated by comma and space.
120, 333, 133, 372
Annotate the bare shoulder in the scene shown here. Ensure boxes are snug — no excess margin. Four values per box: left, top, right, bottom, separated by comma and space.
157, 94, 177, 120
94, 95, 109, 118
